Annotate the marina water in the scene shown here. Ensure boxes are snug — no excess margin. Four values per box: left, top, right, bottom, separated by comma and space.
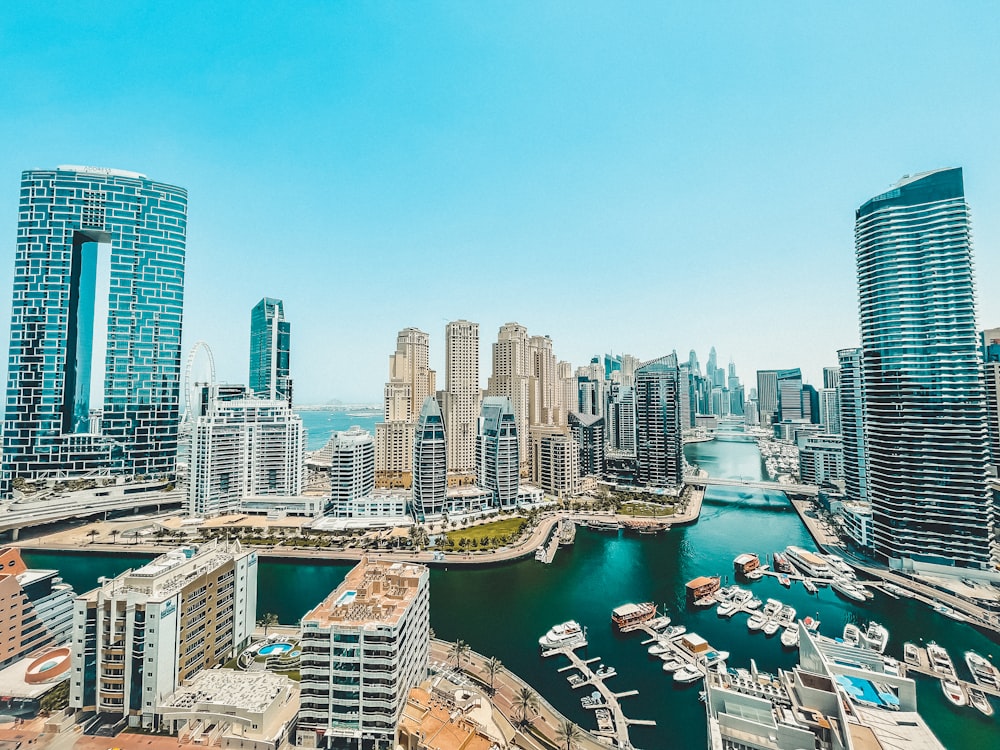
25, 419, 1000, 747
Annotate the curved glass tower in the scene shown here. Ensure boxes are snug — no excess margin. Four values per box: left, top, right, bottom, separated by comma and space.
856, 167, 992, 569
3, 166, 187, 491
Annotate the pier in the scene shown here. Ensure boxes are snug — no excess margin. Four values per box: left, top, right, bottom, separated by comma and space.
542, 640, 656, 748
903, 643, 1000, 700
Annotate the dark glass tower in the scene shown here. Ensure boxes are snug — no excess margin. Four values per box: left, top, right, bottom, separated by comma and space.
635, 354, 682, 488
412, 396, 447, 520
249, 297, 291, 405
3, 166, 186, 490
856, 168, 992, 569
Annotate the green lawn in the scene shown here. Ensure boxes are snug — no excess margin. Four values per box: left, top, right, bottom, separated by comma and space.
619, 502, 675, 517
445, 517, 526, 544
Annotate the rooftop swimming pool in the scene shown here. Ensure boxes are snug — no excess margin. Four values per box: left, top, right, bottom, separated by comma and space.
835, 674, 900, 709
259, 642, 293, 656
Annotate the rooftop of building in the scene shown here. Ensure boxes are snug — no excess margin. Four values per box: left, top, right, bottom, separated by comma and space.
302, 556, 427, 629
162, 669, 294, 715
398, 685, 496, 750
56, 164, 147, 179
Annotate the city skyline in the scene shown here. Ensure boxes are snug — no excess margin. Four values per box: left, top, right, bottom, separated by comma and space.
2, 5, 999, 403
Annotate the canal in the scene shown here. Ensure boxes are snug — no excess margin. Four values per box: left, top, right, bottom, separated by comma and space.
24, 436, 999, 747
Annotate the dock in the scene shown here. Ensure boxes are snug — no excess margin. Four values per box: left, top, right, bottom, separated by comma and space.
903, 642, 1000, 700
543, 641, 656, 747
537, 526, 562, 564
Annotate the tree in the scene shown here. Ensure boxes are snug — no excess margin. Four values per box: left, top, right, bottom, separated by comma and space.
258, 612, 279, 637
485, 656, 503, 695
555, 719, 584, 750
512, 686, 539, 726
87, 529, 99, 544
449, 639, 470, 670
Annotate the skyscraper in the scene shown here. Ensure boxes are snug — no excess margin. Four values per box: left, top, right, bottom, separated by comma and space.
3, 166, 187, 491
776, 369, 803, 422
856, 168, 991, 569
982, 328, 1000, 475
249, 297, 292, 404
328, 426, 375, 508
476, 396, 519, 507
838, 347, 867, 505
635, 354, 683, 488
412, 396, 447, 520
486, 323, 531, 464
443, 320, 480, 474
755, 370, 778, 425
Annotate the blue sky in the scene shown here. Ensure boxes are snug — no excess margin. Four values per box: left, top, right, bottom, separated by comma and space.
1, 3, 999, 403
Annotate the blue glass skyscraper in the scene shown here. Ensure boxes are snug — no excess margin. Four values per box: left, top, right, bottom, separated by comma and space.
856, 167, 992, 570
249, 297, 291, 405
635, 354, 682, 488
3, 166, 186, 491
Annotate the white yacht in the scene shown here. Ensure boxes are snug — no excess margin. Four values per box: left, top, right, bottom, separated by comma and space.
941, 679, 967, 707
747, 612, 768, 632
966, 651, 1000, 689
842, 623, 861, 647
927, 642, 957, 678
674, 664, 703, 684
831, 578, 867, 603
648, 641, 670, 656
778, 606, 796, 624
716, 600, 739, 617
969, 687, 994, 716
661, 658, 683, 672
862, 621, 889, 653
539, 620, 584, 649
784, 546, 835, 578
763, 619, 780, 636
763, 598, 783, 617
780, 626, 799, 648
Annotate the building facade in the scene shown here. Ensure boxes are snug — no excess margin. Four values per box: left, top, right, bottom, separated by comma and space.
838, 347, 868, 506
568, 412, 605, 478
476, 397, 519, 507
443, 320, 480, 474
755, 370, 778, 425
328, 426, 375, 509
635, 355, 683, 488
3, 166, 186, 492
298, 559, 429, 750
376, 329, 435, 485
70, 541, 257, 728
857, 168, 992, 569
538, 433, 578, 497
983, 328, 1000, 475
249, 297, 292, 405
486, 323, 532, 465
412, 397, 447, 520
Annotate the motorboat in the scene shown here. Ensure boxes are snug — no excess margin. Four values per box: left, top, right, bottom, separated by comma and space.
862, 622, 889, 654
747, 612, 768, 632
780, 626, 799, 648
745, 597, 763, 610
933, 602, 968, 623
842, 623, 861, 647
801, 616, 820, 632
747, 568, 764, 580
648, 615, 672, 631
539, 620, 584, 649
648, 641, 670, 656
803, 579, 817, 594
763, 619, 781, 636
763, 599, 783, 617
903, 642, 919, 664
965, 651, 1000, 689
581, 690, 605, 708
883, 582, 909, 598
927, 642, 957, 678
717, 600, 739, 617
661, 658, 683, 672
778, 574, 791, 588
832, 578, 867, 603
663, 624, 687, 639
674, 664, 703, 684
700, 650, 730, 668
778, 606, 796, 624
941, 679, 967, 707
595, 664, 616, 678
969, 687, 994, 717
784, 546, 834, 578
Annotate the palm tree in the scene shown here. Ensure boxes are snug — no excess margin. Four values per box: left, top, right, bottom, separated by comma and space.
484, 656, 503, 695
448, 639, 470, 670
87, 529, 99, 544
555, 719, 584, 750
512, 686, 539, 726
257, 612, 279, 637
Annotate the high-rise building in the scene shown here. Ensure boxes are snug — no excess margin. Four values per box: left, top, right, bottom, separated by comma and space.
569, 412, 606, 478
486, 323, 532, 464
188, 388, 304, 517
838, 347, 868, 506
443, 320, 480, 474
983, 328, 1000, 474
539, 433, 578, 497
249, 297, 292, 405
822, 366, 841, 391
376, 328, 436, 485
328, 426, 375, 508
798, 434, 844, 487
818, 388, 841, 435
71, 540, 258, 728
610, 385, 637, 454
476, 397, 519, 507
528, 334, 560, 427
755, 370, 778, 425
635, 354, 683, 488
3, 166, 187, 492
800, 384, 819, 424
412, 397, 447, 520
297, 558, 429, 750
776, 369, 803, 423
856, 168, 991, 569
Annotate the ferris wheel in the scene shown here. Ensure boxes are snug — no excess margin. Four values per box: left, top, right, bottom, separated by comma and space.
182, 340, 217, 425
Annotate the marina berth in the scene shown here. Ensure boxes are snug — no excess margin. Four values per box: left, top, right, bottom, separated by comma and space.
784, 546, 834, 578
539, 620, 584, 649
831, 577, 867, 603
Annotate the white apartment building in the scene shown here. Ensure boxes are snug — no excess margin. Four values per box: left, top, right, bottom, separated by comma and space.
70, 541, 258, 728
329, 426, 375, 507
443, 320, 480, 474
189, 391, 304, 517
297, 558, 429, 750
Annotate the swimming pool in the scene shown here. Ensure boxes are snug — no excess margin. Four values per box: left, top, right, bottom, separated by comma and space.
835, 674, 899, 709
259, 642, 293, 656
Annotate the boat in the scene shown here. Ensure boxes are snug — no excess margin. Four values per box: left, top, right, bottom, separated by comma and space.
747, 612, 768, 632
803, 579, 817, 594
663, 624, 687, 639
772, 551, 794, 574
595, 664, 616, 678
927, 642, 957, 678
661, 658, 683, 672
933, 602, 968, 623
763, 598, 783, 617
534, 547, 547, 562
843, 623, 861, 647
832, 578, 867, 603
734, 553, 761, 577
778, 574, 791, 587
801, 616, 820, 632
716, 600, 739, 617
611, 602, 656, 631
862, 622, 889, 654
965, 651, 1000, 689
784, 546, 834, 578
882, 656, 901, 677
685, 575, 722, 603
883, 582, 909, 598
745, 597, 762, 610
648, 615, 672, 631
969, 687, 994, 717
903, 642, 919, 665
780, 626, 799, 648
747, 568, 764, 580
941, 679, 967, 707
763, 619, 780, 636
700, 650, 730, 668
581, 690, 604, 708
648, 641, 671, 656
674, 664, 703, 684
778, 606, 796, 624
539, 620, 584, 649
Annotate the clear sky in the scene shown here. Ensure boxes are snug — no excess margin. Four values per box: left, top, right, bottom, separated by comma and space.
1, 3, 999, 404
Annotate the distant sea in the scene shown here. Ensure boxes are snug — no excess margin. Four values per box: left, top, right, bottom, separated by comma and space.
295, 407, 380, 451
